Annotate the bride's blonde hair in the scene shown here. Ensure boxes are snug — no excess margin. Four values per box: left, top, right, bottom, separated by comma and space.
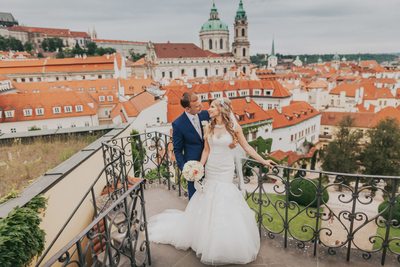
205, 97, 238, 142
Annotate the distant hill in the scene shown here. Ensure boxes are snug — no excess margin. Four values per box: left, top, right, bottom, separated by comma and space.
251, 53, 399, 67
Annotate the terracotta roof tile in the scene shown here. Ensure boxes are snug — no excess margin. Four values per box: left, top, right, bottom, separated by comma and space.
264, 101, 320, 129
0, 91, 97, 123
154, 43, 219, 59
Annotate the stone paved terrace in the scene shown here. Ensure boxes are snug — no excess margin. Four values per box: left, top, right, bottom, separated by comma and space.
145, 185, 399, 267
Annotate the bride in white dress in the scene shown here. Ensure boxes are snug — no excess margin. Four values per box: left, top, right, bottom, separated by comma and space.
148, 97, 275, 265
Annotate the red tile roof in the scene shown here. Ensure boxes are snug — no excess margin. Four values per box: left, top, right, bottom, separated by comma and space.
0, 54, 118, 75
264, 101, 320, 129
154, 43, 219, 59
0, 91, 97, 122
94, 39, 146, 45
321, 107, 400, 128
163, 79, 291, 98
8, 26, 89, 38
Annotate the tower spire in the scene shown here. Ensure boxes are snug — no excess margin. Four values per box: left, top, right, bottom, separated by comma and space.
271, 38, 275, 56
235, 0, 247, 20
210, 0, 219, 20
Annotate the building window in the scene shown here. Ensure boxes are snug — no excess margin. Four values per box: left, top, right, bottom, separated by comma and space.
99, 96, 105, 102
224, 68, 227, 74
265, 90, 272, 96
57, 125, 62, 129
89, 87, 96, 92
53, 107, 61, 114
156, 117, 160, 123
85, 121, 90, 127
220, 39, 223, 49
236, 28, 238, 37
101, 86, 107, 90
209, 39, 212, 50
253, 90, 261, 95
64, 106, 73, 113
181, 69, 185, 75
107, 95, 113, 102
205, 68, 208, 77
162, 72, 165, 78
252, 131, 257, 140
23, 109, 32, 116
242, 48, 246, 57
71, 123, 76, 128
75, 105, 83, 112
169, 71, 173, 78
11, 128, 16, 133
216, 69, 219, 75
193, 69, 197, 78
242, 28, 245, 36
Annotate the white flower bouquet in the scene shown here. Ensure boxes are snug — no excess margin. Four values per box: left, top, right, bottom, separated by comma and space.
182, 160, 204, 182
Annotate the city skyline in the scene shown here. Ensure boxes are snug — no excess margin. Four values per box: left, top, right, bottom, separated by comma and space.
2, 0, 399, 55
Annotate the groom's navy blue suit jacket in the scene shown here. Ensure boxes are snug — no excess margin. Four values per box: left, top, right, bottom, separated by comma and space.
172, 110, 210, 171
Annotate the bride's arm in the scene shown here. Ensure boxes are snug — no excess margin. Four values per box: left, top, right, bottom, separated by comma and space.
200, 138, 210, 166
236, 125, 276, 167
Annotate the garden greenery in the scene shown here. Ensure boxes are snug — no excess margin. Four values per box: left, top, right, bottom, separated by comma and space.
0, 195, 47, 267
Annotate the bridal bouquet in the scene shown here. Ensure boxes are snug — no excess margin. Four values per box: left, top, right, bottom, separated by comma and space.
182, 161, 204, 182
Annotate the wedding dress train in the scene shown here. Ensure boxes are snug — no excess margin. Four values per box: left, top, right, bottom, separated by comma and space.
148, 131, 260, 265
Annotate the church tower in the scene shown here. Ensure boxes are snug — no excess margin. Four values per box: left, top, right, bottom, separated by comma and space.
267, 39, 278, 69
232, 0, 250, 74
199, 1, 230, 54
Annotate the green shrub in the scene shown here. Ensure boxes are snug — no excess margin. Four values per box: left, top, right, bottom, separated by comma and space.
0, 195, 47, 267
378, 196, 400, 226
289, 179, 329, 208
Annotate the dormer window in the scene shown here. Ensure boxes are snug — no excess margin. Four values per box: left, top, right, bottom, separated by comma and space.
99, 96, 105, 102
264, 90, 273, 96
101, 86, 107, 90
253, 89, 261, 96
23, 109, 33, 117
64, 106, 73, 113
75, 105, 83, 112
36, 108, 44, 116
238, 115, 245, 121
5, 110, 14, 118
107, 95, 113, 102
53, 107, 61, 114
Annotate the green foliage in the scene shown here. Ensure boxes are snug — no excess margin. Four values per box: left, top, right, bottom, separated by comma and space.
0, 36, 24, 51
41, 38, 64, 52
289, 179, 329, 208
37, 52, 44, 58
0, 195, 47, 267
130, 50, 145, 62
145, 165, 169, 180
250, 53, 267, 67
321, 116, 362, 173
249, 137, 272, 154
361, 118, 400, 176
130, 129, 144, 177
28, 126, 41, 131
23, 42, 33, 52
72, 43, 84, 55
378, 195, 400, 226
96, 47, 116, 56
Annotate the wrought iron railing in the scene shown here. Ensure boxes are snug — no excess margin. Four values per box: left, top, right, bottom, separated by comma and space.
105, 132, 187, 197
41, 132, 399, 266
105, 132, 400, 266
243, 159, 400, 266
37, 143, 151, 266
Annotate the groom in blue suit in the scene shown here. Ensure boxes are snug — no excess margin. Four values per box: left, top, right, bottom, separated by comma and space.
172, 92, 210, 199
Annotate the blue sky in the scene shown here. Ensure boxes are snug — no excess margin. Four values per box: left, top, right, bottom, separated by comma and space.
3, 0, 399, 54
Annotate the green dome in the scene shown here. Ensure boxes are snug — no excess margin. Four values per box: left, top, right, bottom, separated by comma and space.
200, 20, 229, 32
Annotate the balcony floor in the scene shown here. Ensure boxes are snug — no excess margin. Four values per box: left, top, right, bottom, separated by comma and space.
145, 184, 397, 267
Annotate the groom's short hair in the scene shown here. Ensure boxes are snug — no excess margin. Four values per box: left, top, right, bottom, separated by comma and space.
180, 92, 198, 108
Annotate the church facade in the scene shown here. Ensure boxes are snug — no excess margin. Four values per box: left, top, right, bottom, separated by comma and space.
146, 1, 252, 82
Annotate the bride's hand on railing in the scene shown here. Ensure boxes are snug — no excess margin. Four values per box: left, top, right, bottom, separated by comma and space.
263, 159, 277, 168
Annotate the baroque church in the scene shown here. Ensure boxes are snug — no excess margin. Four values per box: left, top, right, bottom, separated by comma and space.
145, 0, 252, 82
199, 0, 251, 74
